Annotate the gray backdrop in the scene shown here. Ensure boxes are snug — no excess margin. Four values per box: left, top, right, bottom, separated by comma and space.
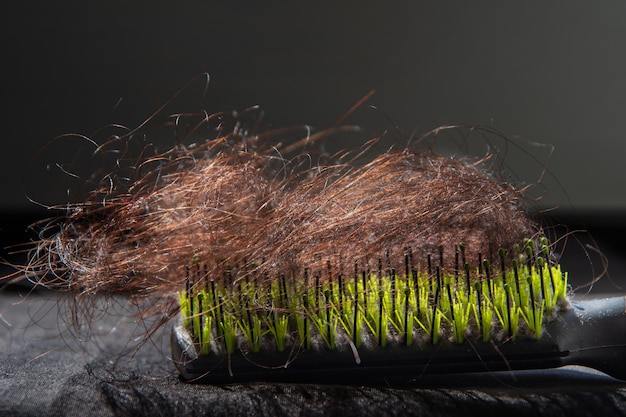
4, 1, 626, 211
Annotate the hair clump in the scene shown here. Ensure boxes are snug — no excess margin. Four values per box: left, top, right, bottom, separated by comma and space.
23, 108, 541, 327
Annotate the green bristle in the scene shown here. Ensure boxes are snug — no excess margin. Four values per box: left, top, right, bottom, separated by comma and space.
179, 291, 191, 329
296, 295, 310, 349
312, 289, 338, 349
178, 240, 569, 357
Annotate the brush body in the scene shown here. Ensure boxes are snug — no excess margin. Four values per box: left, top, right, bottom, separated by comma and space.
172, 295, 625, 383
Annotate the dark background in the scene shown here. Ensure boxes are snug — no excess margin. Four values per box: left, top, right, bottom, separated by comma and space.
1, 2, 625, 416
3, 1, 626, 210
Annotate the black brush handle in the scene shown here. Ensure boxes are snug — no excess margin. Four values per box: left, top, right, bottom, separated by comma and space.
555, 295, 626, 380
172, 296, 626, 383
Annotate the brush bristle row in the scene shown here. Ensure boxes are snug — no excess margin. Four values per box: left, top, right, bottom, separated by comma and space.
179, 239, 568, 357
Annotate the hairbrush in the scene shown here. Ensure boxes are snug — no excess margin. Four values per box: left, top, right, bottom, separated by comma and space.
171, 245, 626, 383
17, 104, 625, 384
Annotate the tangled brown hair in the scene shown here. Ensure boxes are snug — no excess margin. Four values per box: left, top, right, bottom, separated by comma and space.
21, 101, 543, 345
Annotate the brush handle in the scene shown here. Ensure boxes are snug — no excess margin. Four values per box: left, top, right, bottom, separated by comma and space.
555, 295, 626, 380
171, 296, 626, 383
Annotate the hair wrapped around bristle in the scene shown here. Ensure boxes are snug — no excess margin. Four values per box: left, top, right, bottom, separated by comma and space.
23, 108, 566, 356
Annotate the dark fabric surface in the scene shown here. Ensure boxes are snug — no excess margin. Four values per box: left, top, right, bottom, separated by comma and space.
1, 291, 625, 417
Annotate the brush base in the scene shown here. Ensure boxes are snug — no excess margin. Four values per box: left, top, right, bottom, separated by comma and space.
171, 326, 566, 383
